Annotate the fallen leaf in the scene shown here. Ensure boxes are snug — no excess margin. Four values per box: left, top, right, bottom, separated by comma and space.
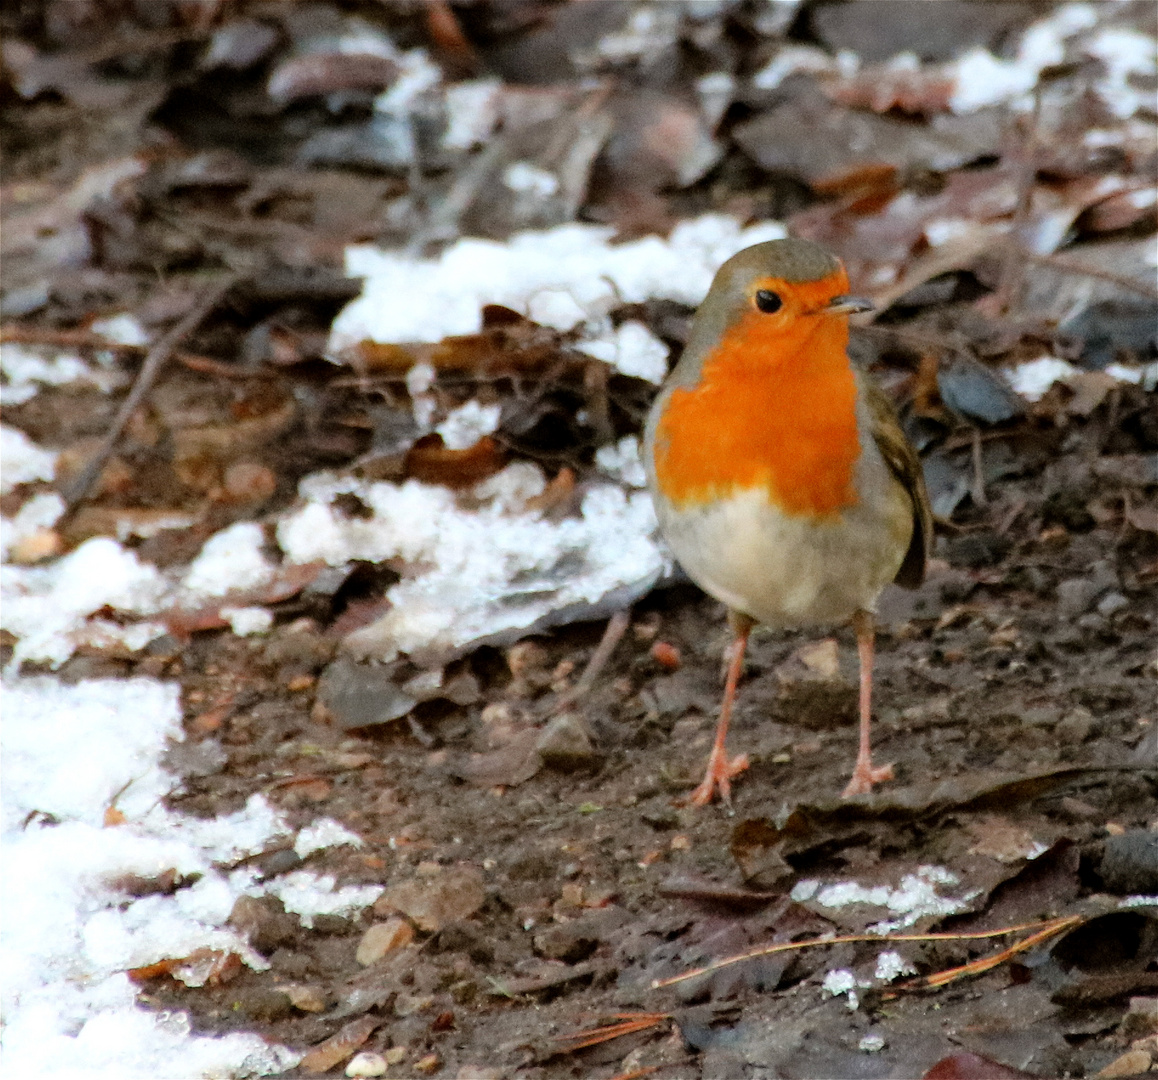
300, 1016, 380, 1075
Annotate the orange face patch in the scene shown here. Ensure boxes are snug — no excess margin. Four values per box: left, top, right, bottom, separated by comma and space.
653, 274, 861, 519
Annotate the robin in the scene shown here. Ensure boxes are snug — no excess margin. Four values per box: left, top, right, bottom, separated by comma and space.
643, 238, 932, 805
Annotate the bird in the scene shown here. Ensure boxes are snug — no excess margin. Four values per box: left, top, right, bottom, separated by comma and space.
643, 237, 932, 805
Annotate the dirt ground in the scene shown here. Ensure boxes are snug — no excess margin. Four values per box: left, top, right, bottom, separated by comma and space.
3, 2, 1157, 1078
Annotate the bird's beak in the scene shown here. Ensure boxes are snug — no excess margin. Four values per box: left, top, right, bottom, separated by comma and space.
823, 295, 874, 316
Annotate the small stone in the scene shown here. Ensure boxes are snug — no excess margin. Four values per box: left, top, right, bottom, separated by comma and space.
356, 918, 414, 966
395, 992, 434, 1017
1088, 559, 1120, 597
1121, 997, 1158, 1039
532, 923, 599, 964
1100, 829, 1158, 894
1056, 707, 1094, 745
1057, 577, 1097, 617
222, 461, 277, 503
858, 1033, 886, 1053
230, 986, 293, 1022
414, 1053, 441, 1074
374, 867, 485, 932
535, 712, 597, 771
1097, 591, 1129, 617
1058, 796, 1100, 822
227, 895, 299, 954
1077, 612, 1107, 633
1095, 1049, 1151, 1078
315, 658, 416, 729
345, 1051, 388, 1078
383, 1046, 406, 1065
282, 983, 328, 1013
8, 528, 61, 564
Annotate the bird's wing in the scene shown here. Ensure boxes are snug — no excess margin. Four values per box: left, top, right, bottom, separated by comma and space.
865, 378, 933, 589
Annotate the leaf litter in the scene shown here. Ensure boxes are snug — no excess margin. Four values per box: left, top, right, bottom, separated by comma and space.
1, 1, 1156, 1077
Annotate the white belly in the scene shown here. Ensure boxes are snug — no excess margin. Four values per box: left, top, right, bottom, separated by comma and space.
654, 463, 913, 628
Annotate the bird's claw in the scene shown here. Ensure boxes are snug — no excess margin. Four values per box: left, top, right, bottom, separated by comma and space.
689, 748, 750, 807
841, 759, 894, 798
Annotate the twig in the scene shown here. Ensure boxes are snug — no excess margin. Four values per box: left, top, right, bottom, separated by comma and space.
970, 427, 988, 508
554, 1012, 670, 1051
555, 608, 632, 710
1022, 252, 1158, 302
916, 915, 1083, 988
650, 916, 1082, 989
0, 324, 255, 379
61, 273, 240, 508
993, 86, 1042, 315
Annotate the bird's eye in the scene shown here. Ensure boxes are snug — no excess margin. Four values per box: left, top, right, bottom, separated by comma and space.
754, 290, 782, 314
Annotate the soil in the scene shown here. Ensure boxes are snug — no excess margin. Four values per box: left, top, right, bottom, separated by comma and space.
3, 3, 1156, 1077
26, 379, 1153, 1079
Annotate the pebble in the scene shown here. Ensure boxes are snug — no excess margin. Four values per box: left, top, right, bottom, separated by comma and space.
356, 918, 414, 966
1095, 1048, 1151, 1078
345, 1052, 387, 1078
1121, 996, 1158, 1039
315, 657, 417, 729
1097, 591, 1129, 617
532, 922, 599, 964
535, 712, 597, 770
1055, 707, 1095, 745
227, 895, 299, 954
1057, 578, 1098, 617
1100, 829, 1158, 894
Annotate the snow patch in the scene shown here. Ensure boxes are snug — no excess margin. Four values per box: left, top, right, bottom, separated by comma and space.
277, 463, 664, 662
436, 399, 502, 450
2, 537, 168, 669
2, 677, 299, 1078
1007, 356, 1081, 401
264, 872, 383, 929
295, 819, 366, 859
1, 424, 58, 493
180, 522, 276, 598
580, 320, 670, 384
330, 215, 786, 351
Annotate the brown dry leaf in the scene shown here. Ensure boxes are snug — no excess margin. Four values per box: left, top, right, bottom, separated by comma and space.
127, 948, 241, 987
268, 52, 398, 106
965, 815, 1045, 863
1126, 502, 1158, 534
447, 726, 543, 788
525, 466, 576, 515
1078, 185, 1158, 235
827, 64, 956, 116
373, 866, 486, 932
1064, 371, 1120, 416
103, 806, 127, 827
172, 395, 295, 493
299, 1016, 380, 1075
162, 561, 324, 640
352, 320, 570, 375
170, 948, 242, 987
404, 434, 507, 487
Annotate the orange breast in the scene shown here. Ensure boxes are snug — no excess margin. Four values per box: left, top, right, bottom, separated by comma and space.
653, 304, 860, 519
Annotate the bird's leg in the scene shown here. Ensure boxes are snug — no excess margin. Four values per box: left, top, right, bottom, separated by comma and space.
842, 609, 894, 797
690, 612, 754, 807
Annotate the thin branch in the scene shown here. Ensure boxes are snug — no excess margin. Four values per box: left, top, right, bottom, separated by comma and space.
650, 915, 1082, 989
554, 608, 632, 710
1022, 251, 1158, 302
61, 273, 241, 508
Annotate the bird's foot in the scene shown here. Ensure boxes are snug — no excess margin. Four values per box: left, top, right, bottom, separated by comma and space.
841, 759, 894, 798
689, 748, 750, 807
